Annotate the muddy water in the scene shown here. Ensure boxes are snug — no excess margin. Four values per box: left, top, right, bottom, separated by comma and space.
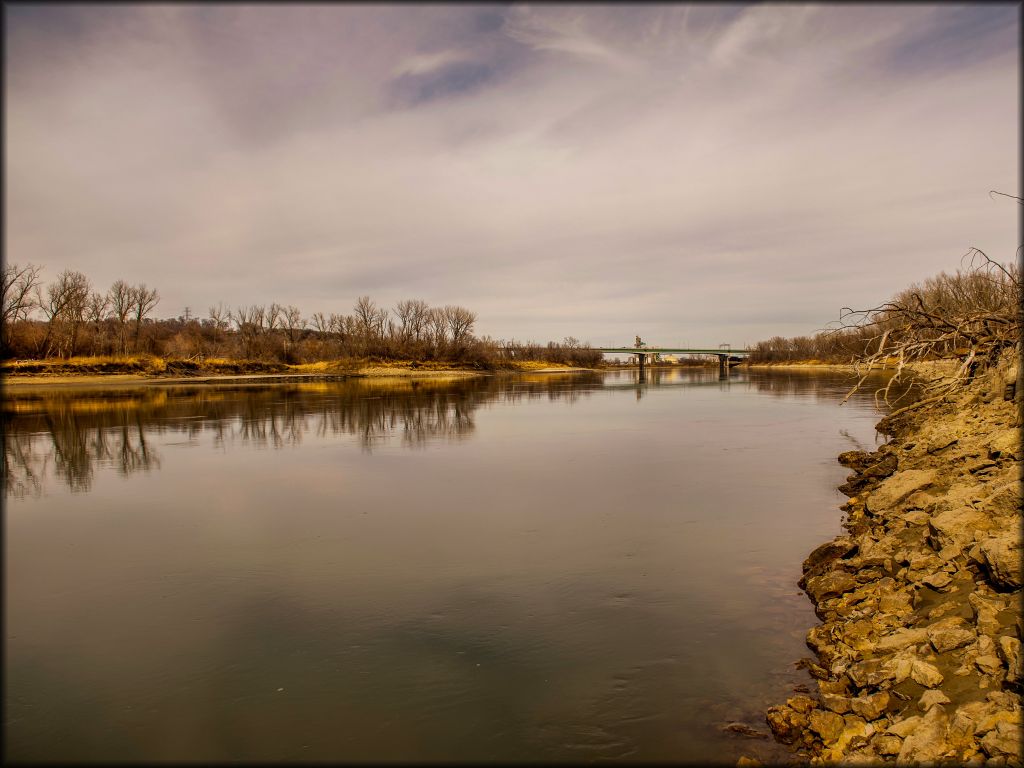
3, 368, 893, 763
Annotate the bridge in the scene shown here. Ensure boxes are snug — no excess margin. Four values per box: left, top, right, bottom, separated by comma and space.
594, 346, 750, 374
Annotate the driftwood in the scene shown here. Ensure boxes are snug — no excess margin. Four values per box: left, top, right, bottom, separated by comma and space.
833, 248, 1021, 407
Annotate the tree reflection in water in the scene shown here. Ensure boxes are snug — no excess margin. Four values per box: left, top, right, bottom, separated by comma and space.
2, 369, 902, 499
2, 374, 602, 498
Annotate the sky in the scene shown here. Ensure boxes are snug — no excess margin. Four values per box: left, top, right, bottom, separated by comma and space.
5, 3, 1020, 348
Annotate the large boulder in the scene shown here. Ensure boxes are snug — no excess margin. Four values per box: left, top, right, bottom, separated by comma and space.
805, 571, 858, 602
875, 626, 930, 653
896, 705, 951, 763
987, 429, 1022, 461
926, 616, 977, 654
910, 659, 944, 688
978, 533, 1022, 590
980, 720, 1022, 760
969, 592, 1005, 635
998, 636, 1022, 684
865, 470, 938, 514
927, 507, 990, 553
982, 479, 1023, 517
850, 691, 890, 721
838, 450, 877, 470
801, 536, 858, 582
766, 705, 808, 745
862, 453, 899, 480
808, 708, 846, 745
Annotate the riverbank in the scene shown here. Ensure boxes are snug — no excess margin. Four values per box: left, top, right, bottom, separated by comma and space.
762, 353, 1022, 764
744, 362, 854, 370
1, 356, 594, 389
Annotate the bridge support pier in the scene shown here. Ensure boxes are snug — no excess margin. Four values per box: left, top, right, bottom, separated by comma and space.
636, 352, 647, 373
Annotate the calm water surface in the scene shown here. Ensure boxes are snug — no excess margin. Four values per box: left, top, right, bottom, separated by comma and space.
4, 368, 892, 763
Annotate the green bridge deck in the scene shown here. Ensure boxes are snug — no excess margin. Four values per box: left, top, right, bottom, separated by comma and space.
595, 348, 750, 356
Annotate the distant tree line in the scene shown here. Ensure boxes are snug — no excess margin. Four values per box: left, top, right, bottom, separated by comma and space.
1, 264, 604, 367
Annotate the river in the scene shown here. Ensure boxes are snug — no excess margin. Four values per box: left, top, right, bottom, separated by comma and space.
3, 367, 893, 762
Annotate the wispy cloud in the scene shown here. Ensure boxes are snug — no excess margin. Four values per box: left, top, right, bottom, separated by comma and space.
394, 49, 470, 77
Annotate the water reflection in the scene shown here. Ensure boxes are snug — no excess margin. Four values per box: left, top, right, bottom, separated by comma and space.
2, 369, 896, 500
5, 368, 898, 763
2, 375, 603, 498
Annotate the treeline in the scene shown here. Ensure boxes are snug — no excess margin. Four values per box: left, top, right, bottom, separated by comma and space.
749, 255, 1021, 368
1, 264, 604, 368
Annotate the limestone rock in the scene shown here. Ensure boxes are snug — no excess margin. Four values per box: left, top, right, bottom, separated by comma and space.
918, 690, 951, 710
878, 591, 913, 614
947, 708, 978, 749
896, 705, 950, 763
980, 720, 1022, 760
787, 695, 816, 714
927, 616, 977, 653
820, 693, 852, 714
974, 705, 1021, 737
922, 571, 953, 591
910, 659, 944, 687
838, 450, 876, 470
862, 453, 898, 480
987, 429, 1022, 461
876, 626, 930, 652
850, 691, 889, 720
927, 506, 989, 553
978, 533, 1022, 590
865, 470, 937, 514
975, 653, 1004, 675
872, 733, 902, 755
765, 705, 807, 745
982, 479, 1023, 516
805, 571, 858, 601
969, 592, 1004, 635
802, 536, 858, 579
903, 510, 930, 526
848, 657, 896, 688
809, 708, 846, 745
887, 715, 923, 738
998, 636, 1021, 682
817, 679, 850, 696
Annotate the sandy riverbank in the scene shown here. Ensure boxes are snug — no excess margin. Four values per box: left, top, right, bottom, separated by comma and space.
760, 354, 1021, 764
1, 363, 594, 390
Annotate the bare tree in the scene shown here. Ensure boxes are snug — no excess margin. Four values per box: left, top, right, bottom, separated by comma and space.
394, 299, 431, 346
427, 307, 449, 352
86, 290, 111, 355
310, 311, 330, 335
36, 269, 91, 357
109, 280, 136, 355
208, 303, 230, 332
443, 305, 476, 346
266, 303, 283, 333
231, 305, 265, 358
354, 296, 378, 338
1, 263, 42, 348
130, 284, 160, 352
281, 305, 304, 345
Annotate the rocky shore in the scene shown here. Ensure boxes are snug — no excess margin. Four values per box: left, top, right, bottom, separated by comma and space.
765, 355, 1022, 765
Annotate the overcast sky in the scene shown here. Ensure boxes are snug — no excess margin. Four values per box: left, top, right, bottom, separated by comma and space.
5, 4, 1020, 347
